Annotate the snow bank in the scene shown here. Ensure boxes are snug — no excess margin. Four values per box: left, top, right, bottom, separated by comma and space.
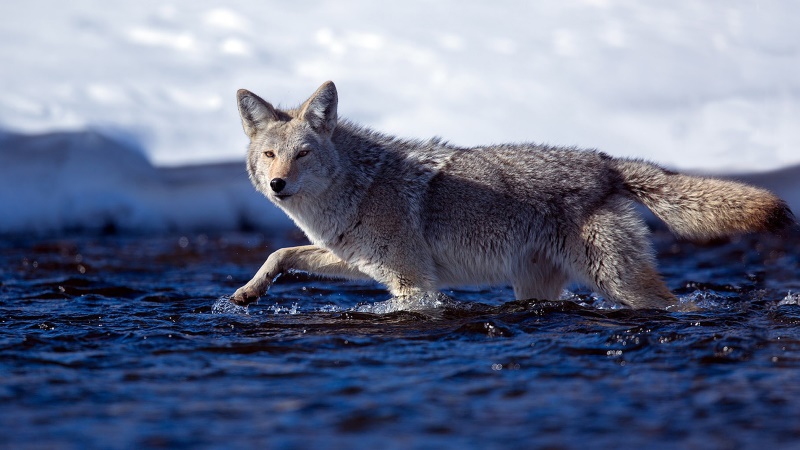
0, 130, 291, 235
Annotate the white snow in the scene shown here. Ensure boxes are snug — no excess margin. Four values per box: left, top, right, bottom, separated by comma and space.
1, 1, 799, 234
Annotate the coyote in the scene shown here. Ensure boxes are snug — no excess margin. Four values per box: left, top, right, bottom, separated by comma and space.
231, 81, 794, 309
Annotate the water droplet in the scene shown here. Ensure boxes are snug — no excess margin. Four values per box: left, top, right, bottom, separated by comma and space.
778, 291, 800, 306
212, 297, 248, 315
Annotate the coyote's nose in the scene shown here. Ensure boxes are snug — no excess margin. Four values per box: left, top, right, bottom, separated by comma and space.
270, 178, 286, 193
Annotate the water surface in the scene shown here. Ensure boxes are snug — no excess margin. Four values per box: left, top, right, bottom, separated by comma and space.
1, 230, 800, 448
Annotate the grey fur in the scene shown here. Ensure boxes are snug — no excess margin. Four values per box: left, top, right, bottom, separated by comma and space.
232, 81, 795, 309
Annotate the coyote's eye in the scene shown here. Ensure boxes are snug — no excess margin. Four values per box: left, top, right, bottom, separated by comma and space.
297, 150, 310, 158
263, 150, 275, 158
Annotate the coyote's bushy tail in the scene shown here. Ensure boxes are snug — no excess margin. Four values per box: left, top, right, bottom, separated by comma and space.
613, 159, 795, 240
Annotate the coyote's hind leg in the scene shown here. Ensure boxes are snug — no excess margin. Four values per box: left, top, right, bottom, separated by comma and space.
573, 196, 677, 309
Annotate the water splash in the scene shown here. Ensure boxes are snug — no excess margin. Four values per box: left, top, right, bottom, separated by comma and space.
316, 304, 344, 313
353, 292, 457, 314
270, 302, 300, 315
778, 291, 800, 306
211, 296, 249, 315
562, 290, 624, 310
668, 290, 734, 312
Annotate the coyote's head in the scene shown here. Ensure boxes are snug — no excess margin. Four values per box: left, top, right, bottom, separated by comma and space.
236, 81, 341, 205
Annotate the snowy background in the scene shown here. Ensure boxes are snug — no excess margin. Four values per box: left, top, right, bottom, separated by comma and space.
1, 1, 799, 234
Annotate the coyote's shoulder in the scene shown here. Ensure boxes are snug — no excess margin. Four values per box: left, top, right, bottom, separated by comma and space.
231, 81, 795, 309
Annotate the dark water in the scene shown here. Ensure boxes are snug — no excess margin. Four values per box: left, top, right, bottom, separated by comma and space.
2, 229, 800, 449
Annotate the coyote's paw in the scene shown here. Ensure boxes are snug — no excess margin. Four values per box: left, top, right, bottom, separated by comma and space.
231, 284, 263, 306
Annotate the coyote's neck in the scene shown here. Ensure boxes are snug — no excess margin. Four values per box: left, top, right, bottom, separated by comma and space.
283, 120, 454, 249
285, 121, 387, 247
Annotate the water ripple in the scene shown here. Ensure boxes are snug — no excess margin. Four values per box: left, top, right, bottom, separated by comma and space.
1, 231, 800, 448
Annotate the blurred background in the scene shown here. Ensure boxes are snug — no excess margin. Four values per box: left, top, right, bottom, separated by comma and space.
2, 0, 799, 235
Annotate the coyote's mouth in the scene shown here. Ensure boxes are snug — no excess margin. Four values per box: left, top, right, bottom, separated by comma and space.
275, 194, 293, 200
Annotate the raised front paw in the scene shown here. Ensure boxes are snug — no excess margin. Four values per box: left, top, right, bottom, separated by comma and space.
231, 284, 262, 305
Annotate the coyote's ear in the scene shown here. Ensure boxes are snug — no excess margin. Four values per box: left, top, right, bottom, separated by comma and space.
237, 89, 278, 139
299, 81, 338, 134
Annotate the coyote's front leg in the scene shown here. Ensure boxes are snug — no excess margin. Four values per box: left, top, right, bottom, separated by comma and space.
231, 245, 369, 305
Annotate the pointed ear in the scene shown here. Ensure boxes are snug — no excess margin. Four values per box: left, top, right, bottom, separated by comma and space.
299, 81, 338, 134
237, 89, 278, 138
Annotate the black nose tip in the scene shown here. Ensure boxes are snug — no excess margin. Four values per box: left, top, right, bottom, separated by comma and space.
270, 178, 286, 193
